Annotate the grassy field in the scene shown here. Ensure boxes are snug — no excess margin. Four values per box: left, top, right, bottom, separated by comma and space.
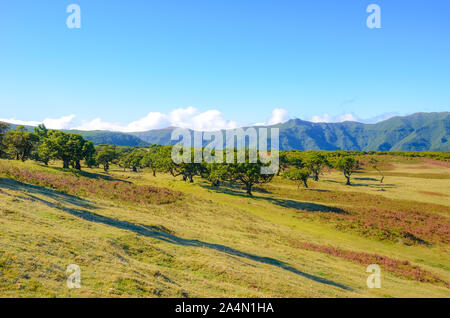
0, 157, 449, 298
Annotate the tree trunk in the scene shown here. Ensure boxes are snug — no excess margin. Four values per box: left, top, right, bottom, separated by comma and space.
75, 160, 81, 170
189, 175, 194, 183
132, 166, 137, 172
303, 180, 308, 188
152, 169, 156, 177
345, 175, 351, 185
246, 185, 253, 196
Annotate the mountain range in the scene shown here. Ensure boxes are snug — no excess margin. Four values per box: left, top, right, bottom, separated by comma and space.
3, 112, 449, 151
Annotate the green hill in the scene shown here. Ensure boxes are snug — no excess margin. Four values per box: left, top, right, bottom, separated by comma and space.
275, 112, 449, 151
0, 156, 449, 297
2, 112, 449, 150
64, 130, 148, 147
131, 112, 449, 151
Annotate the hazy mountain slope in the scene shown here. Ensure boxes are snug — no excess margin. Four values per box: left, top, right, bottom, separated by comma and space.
272, 112, 449, 151
129, 112, 449, 151
131, 127, 178, 146
64, 130, 149, 147
2, 112, 449, 150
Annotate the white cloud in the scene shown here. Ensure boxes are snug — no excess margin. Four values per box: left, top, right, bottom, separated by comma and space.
252, 108, 290, 126
42, 115, 76, 129
0, 118, 41, 127
310, 113, 359, 123
75, 118, 125, 131
1, 109, 399, 132
267, 108, 289, 125
112, 107, 240, 132
124, 112, 170, 132
0, 115, 76, 129
1, 107, 243, 132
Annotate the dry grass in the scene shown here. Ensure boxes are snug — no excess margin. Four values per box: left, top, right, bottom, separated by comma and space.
0, 161, 182, 205
1, 158, 449, 298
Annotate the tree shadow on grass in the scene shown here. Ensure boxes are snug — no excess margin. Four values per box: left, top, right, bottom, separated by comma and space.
200, 183, 347, 214
60, 206, 351, 291
0, 177, 96, 210
261, 197, 348, 214
44, 165, 130, 183
354, 177, 379, 181
349, 182, 396, 189
4, 177, 351, 291
323, 179, 396, 189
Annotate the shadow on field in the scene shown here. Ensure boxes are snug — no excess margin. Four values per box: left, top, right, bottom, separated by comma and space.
0, 177, 96, 209
324, 179, 396, 189
63, 207, 351, 290
44, 166, 130, 183
200, 184, 346, 213
261, 197, 348, 214
354, 177, 379, 181
2, 177, 351, 291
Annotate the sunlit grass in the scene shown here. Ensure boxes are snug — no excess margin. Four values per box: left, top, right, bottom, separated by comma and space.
0, 158, 449, 297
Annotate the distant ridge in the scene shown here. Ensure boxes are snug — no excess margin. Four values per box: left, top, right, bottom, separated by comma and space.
129, 112, 449, 152
2, 112, 449, 151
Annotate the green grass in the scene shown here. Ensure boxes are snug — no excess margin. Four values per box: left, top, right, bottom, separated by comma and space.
0, 158, 449, 297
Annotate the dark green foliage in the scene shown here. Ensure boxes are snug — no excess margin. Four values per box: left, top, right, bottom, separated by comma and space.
120, 149, 146, 172
0, 122, 9, 157
334, 156, 359, 185
96, 145, 119, 171
282, 168, 310, 188
141, 145, 167, 176
3, 126, 39, 161
36, 130, 95, 169
303, 152, 328, 181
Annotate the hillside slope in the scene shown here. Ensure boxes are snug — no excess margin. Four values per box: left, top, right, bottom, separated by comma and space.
64, 130, 148, 147
2, 112, 449, 150
0, 159, 449, 297
131, 112, 450, 151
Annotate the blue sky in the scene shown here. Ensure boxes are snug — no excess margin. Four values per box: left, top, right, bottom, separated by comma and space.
0, 0, 449, 131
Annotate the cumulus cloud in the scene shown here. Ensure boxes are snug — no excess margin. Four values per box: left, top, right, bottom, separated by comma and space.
42, 115, 76, 129
0, 115, 76, 129
1, 109, 398, 132
267, 108, 289, 125
1, 107, 243, 132
252, 108, 290, 126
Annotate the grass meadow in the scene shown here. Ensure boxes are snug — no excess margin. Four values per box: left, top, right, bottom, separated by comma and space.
0, 156, 449, 298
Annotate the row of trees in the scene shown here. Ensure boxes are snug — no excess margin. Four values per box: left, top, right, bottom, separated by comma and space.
94, 145, 274, 195
280, 152, 360, 187
0, 124, 95, 169
0, 122, 363, 194
92, 146, 362, 194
